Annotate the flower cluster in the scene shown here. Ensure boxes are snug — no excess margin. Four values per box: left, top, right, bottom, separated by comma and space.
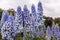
46, 26, 51, 38
0, 11, 8, 32
0, 2, 44, 40
1, 15, 15, 40
14, 6, 23, 34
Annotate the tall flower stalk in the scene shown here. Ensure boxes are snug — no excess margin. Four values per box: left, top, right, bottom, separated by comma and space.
46, 26, 51, 40
37, 2, 44, 26
1, 14, 15, 40
23, 5, 32, 40
0, 11, 8, 32
14, 6, 23, 35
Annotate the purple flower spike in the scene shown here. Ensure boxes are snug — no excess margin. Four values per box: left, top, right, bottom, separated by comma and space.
14, 6, 23, 34
1, 11, 8, 23
46, 26, 51, 38
1, 15, 15, 40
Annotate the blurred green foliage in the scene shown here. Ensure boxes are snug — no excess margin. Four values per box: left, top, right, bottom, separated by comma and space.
54, 18, 60, 27
44, 16, 53, 28
0, 9, 3, 21
15, 33, 23, 40
0, 32, 3, 40
33, 36, 46, 40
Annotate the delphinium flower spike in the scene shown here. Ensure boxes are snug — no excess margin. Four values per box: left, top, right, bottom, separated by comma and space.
23, 5, 32, 40
52, 24, 59, 38
35, 26, 40, 37
14, 6, 23, 35
37, 2, 44, 26
1, 15, 15, 40
40, 29, 44, 38
31, 4, 39, 37
0, 11, 8, 31
31, 4, 37, 23
57, 31, 60, 40
1, 11, 8, 23
46, 26, 51, 40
